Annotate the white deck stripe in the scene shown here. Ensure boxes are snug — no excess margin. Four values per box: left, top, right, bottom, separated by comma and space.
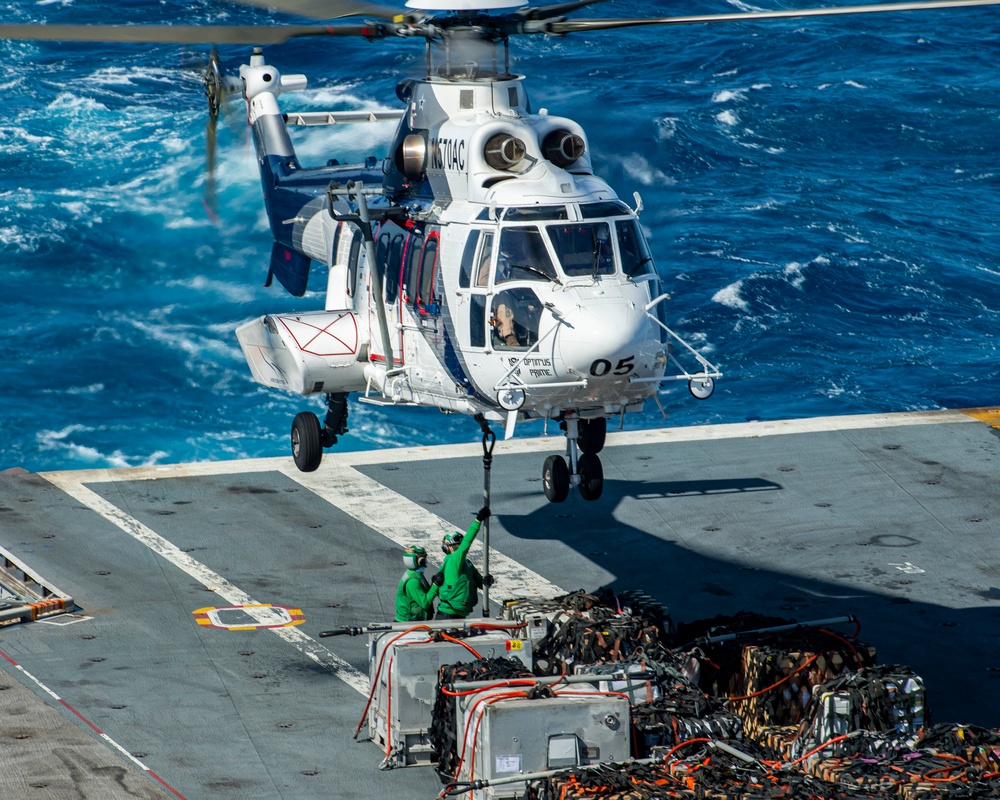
40, 474, 370, 696
277, 461, 565, 600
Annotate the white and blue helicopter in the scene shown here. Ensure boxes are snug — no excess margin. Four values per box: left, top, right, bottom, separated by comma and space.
4, 0, 995, 500
220, 0, 729, 505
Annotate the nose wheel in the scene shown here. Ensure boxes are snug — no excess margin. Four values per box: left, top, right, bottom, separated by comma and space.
543, 455, 570, 502
541, 416, 606, 502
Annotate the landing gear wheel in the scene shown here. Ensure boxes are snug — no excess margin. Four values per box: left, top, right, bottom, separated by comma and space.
291, 412, 323, 473
689, 374, 715, 400
578, 417, 607, 454
578, 452, 604, 502
542, 455, 570, 503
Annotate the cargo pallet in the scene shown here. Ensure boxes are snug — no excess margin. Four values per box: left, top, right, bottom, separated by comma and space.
0, 545, 73, 625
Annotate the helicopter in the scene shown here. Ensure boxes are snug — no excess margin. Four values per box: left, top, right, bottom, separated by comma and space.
3, 0, 996, 501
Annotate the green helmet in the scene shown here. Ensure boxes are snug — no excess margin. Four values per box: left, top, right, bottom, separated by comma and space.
403, 545, 427, 571
442, 531, 464, 552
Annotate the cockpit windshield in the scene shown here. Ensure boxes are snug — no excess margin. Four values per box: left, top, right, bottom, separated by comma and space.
548, 222, 614, 277
490, 206, 656, 285
496, 226, 558, 283
616, 218, 656, 278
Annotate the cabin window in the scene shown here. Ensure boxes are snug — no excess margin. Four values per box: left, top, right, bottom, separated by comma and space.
548, 222, 614, 277
404, 234, 424, 304
386, 233, 404, 304
470, 294, 486, 348
617, 219, 655, 278
375, 231, 390, 279
475, 232, 494, 288
496, 226, 556, 283
347, 230, 362, 297
459, 230, 480, 289
491, 287, 542, 350
417, 235, 439, 313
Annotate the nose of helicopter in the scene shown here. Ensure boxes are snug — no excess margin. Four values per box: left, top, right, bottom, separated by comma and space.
553, 293, 655, 383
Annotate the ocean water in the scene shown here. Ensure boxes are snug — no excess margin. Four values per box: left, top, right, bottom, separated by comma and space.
2, 0, 999, 474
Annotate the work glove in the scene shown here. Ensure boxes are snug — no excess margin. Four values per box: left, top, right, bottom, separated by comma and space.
483, 574, 495, 588
431, 571, 444, 587
476, 506, 491, 522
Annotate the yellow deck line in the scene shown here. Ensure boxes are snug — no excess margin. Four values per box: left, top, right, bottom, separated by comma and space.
959, 407, 1000, 428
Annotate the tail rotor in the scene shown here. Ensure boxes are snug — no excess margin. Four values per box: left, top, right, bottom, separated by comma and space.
203, 49, 237, 220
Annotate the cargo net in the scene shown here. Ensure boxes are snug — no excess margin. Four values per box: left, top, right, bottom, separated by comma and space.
528, 741, 893, 800
669, 611, 877, 754
631, 692, 743, 758
530, 732, 1000, 800
429, 656, 534, 785
792, 664, 929, 762
500, 588, 672, 675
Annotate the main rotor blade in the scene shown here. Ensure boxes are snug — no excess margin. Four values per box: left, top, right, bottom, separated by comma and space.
518, 0, 611, 20
0, 23, 380, 44
548, 0, 1000, 33
228, 0, 407, 22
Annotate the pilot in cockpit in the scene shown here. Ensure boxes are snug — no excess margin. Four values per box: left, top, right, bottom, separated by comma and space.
491, 300, 520, 347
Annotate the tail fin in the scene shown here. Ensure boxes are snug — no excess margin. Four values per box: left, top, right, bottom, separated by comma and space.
265, 242, 311, 297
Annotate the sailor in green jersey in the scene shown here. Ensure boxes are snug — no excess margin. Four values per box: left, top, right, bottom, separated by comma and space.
394, 545, 438, 622
432, 507, 494, 619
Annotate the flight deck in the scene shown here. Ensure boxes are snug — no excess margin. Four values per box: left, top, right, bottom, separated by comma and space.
1, 408, 999, 799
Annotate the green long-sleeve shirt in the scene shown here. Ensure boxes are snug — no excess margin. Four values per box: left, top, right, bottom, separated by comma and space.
395, 569, 438, 622
436, 519, 483, 617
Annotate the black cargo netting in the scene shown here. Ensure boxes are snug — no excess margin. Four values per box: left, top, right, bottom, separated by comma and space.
395, 594, 1000, 799
796, 665, 929, 751
507, 589, 670, 675
672, 612, 875, 704
527, 748, 918, 800
530, 760, 693, 800
630, 677, 743, 757
429, 656, 534, 784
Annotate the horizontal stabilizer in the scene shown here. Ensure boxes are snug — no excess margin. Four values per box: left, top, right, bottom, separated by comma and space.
265, 242, 311, 297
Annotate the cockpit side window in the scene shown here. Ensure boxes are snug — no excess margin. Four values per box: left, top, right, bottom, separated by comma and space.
548, 222, 614, 277
617, 219, 656, 278
459, 230, 480, 289
491, 287, 542, 350
496, 226, 557, 284
475, 232, 494, 288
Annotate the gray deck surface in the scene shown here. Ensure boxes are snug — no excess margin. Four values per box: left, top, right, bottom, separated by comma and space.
1, 409, 999, 799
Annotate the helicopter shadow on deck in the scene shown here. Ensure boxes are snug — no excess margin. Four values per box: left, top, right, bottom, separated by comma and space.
492, 476, 1000, 728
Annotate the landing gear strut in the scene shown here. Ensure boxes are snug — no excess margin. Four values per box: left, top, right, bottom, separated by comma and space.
290, 392, 350, 473
542, 416, 606, 503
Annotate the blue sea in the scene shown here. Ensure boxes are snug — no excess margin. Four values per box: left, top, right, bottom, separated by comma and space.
3, 0, 999, 474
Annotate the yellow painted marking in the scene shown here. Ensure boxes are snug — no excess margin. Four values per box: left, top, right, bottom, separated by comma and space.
959, 408, 1000, 428
192, 604, 306, 631
506, 639, 523, 651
